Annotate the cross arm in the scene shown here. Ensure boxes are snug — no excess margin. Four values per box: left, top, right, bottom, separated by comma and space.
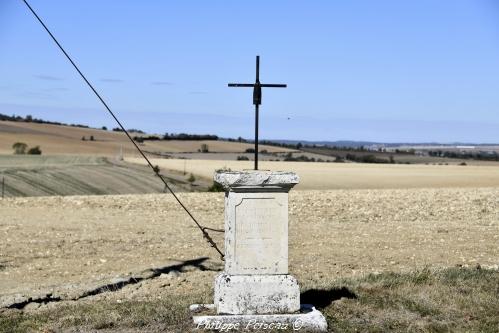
228, 83, 254, 87
228, 83, 287, 88
260, 84, 287, 88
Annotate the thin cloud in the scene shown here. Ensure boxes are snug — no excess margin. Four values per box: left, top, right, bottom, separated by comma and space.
43, 87, 69, 92
34, 74, 64, 81
100, 78, 124, 83
151, 81, 173, 86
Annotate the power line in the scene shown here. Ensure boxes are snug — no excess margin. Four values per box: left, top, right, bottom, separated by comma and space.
21, 0, 224, 260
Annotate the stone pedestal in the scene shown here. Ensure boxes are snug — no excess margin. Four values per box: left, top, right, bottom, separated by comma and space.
191, 171, 327, 331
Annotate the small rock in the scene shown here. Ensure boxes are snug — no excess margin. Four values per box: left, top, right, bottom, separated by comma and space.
110, 277, 129, 284
164, 270, 180, 278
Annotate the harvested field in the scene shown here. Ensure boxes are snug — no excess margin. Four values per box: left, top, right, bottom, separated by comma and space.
127, 157, 499, 190
0, 121, 292, 155
0, 155, 206, 197
0, 187, 497, 331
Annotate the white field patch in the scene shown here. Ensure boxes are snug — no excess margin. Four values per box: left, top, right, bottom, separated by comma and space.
126, 157, 499, 190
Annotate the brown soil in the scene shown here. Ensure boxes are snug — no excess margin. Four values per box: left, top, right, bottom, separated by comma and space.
0, 187, 497, 311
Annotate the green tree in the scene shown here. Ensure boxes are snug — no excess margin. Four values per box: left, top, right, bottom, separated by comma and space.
12, 142, 27, 154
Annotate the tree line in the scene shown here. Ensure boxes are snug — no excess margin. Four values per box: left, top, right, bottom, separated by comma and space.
428, 150, 499, 161
0, 113, 90, 129
134, 133, 219, 142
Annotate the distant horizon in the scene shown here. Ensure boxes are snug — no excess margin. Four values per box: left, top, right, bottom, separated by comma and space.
2, 105, 498, 146
1, 1, 498, 143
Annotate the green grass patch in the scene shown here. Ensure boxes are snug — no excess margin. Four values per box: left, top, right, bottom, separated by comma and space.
0, 292, 209, 333
322, 267, 499, 332
1, 267, 498, 332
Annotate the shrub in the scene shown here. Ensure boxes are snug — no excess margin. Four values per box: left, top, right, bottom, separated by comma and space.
237, 156, 249, 161
81, 136, 86, 141
27, 146, 42, 155
187, 173, 196, 183
90, 136, 95, 141
153, 165, 160, 174
245, 148, 255, 153
459, 162, 467, 166
200, 144, 209, 153
208, 182, 224, 192
12, 142, 27, 154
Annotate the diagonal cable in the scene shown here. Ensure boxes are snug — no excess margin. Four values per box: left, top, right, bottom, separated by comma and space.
21, 0, 224, 260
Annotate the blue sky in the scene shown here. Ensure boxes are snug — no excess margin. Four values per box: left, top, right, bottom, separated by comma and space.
1, 0, 498, 143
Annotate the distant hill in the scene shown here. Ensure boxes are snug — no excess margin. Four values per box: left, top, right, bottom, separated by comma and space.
0, 120, 292, 156
266, 139, 499, 148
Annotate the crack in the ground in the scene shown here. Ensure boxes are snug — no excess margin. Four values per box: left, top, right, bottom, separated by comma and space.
6, 294, 62, 310
5, 257, 216, 310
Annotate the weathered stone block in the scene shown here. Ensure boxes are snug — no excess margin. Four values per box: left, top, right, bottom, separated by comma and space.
214, 171, 299, 191
215, 171, 298, 275
214, 273, 300, 315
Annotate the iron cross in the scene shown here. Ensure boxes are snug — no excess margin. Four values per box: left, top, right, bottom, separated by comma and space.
228, 56, 287, 170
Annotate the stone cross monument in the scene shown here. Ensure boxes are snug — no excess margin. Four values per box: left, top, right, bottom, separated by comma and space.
191, 171, 327, 331
214, 171, 300, 315
190, 56, 327, 331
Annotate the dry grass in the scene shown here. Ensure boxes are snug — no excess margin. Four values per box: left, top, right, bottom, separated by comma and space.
316, 267, 499, 332
127, 157, 499, 190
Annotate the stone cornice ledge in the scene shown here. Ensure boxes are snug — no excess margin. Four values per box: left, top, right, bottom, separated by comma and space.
214, 171, 299, 190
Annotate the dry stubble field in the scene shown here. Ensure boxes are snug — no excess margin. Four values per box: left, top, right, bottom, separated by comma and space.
0, 187, 498, 332
127, 157, 499, 190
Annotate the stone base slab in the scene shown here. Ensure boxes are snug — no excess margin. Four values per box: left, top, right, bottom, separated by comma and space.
190, 304, 327, 332
214, 273, 300, 314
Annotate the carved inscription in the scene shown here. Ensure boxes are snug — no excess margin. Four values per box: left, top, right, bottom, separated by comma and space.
234, 197, 285, 272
